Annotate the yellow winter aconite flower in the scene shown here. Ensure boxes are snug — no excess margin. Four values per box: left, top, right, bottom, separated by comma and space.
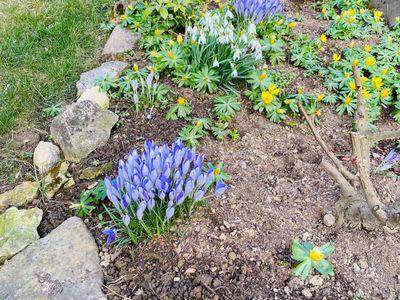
154, 29, 161, 37
268, 85, 280, 95
289, 22, 297, 29
284, 99, 291, 105
269, 34, 276, 45
360, 76, 368, 84
261, 91, 274, 105
332, 53, 341, 62
195, 120, 202, 128
374, 10, 383, 21
347, 16, 355, 23
362, 88, 371, 98
150, 51, 159, 58
322, 8, 327, 14
365, 57, 376, 67
349, 9, 356, 17
167, 40, 174, 47
352, 59, 359, 66
363, 45, 371, 52
313, 110, 321, 117
309, 250, 324, 262
167, 51, 175, 59
177, 97, 185, 106
276, 108, 286, 114
381, 68, 388, 76
147, 66, 156, 72
344, 72, 350, 79
213, 167, 221, 176
344, 96, 351, 105
120, 15, 127, 21
133, 64, 139, 72
259, 72, 267, 81
298, 86, 304, 95
349, 81, 356, 90
349, 41, 354, 49
320, 34, 327, 43
380, 88, 390, 97
371, 76, 383, 89
317, 94, 325, 101
177, 34, 183, 45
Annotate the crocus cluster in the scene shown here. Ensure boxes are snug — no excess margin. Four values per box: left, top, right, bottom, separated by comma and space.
186, 9, 263, 61
233, 0, 284, 24
375, 149, 398, 173
102, 140, 227, 244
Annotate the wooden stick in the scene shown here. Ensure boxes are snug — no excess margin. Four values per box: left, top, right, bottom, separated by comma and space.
320, 159, 357, 198
298, 102, 356, 183
369, 130, 400, 144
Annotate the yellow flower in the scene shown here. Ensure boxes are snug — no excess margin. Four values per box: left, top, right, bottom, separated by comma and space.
342, 10, 348, 17
167, 40, 174, 47
352, 59, 359, 66
348, 9, 356, 17
317, 94, 325, 101
363, 88, 371, 99
380, 88, 390, 97
177, 97, 185, 106
181, 75, 188, 81
177, 34, 183, 45
150, 51, 159, 58
259, 72, 267, 81
261, 91, 274, 105
298, 86, 304, 95
320, 34, 327, 43
374, 10, 383, 19
276, 108, 286, 114
381, 68, 388, 76
133, 64, 139, 72
365, 57, 376, 67
363, 45, 371, 52
120, 15, 127, 21
332, 53, 341, 62
268, 85, 280, 95
213, 167, 221, 176
309, 250, 324, 262
360, 76, 368, 84
195, 120, 202, 128
344, 96, 351, 105
167, 51, 175, 60
344, 72, 350, 79
269, 34, 276, 45
147, 66, 156, 72
154, 29, 161, 37
371, 76, 383, 89
347, 16, 355, 23
349, 81, 356, 90
284, 99, 291, 105
335, 15, 341, 21
349, 41, 354, 49
313, 110, 321, 117
288, 22, 297, 29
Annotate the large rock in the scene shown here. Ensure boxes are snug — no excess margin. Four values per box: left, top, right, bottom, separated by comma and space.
0, 217, 105, 299
43, 162, 70, 199
370, 0, 400, 27
50, 100, 118, 163
0, 207, 42, 263
0, 181, 38, 211
102, 26, 140, 58
76, 61, 129, 96
77, 86, 110, 109
33, 141, 61, 174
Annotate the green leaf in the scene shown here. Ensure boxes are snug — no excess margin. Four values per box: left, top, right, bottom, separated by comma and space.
159, 6, 169, 19
293, 260, 312, 280
291, 240, 309, 261
312, 260, 334, 278
320, 243, 335, 257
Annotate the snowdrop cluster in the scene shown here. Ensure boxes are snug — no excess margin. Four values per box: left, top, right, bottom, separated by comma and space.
103, 140, 227, 244
186, 10, 263, 63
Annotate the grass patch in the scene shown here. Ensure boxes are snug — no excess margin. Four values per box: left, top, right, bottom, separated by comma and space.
0, 0, 114, 135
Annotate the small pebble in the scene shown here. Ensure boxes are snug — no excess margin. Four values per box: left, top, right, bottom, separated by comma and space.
323, 214, 336, 227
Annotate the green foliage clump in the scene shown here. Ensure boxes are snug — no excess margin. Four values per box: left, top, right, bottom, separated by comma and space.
289, 34, 322, 76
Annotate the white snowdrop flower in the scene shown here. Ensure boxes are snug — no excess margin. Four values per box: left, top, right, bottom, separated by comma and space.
212, 13, 220, 23
231, 69, 238, 78
213, 59, 220, 67
217, 35, 226, 44
225, 10, 234, 19
240, 34, 248, 43
228, 29, 234, 42
233, 48, 242, 60
199, 33, 207, 45
248, 23, 257, 35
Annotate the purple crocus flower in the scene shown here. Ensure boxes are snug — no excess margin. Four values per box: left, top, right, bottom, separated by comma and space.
376, 149, 398, 173
102, 228, 117, 245
123, 214, 130, 226
215, 180, 227, 196
166, 206, 175, 220
194, 187, 207, 202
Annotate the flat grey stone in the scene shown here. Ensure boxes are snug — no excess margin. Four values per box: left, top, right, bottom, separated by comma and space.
0, 207, 42, 263
102, 26, 140, 58
370, 0, 400, 27
50, 100, 118, 163
0, 181, 39, 212
76, 61, 129, 96
0, 217, 105, 300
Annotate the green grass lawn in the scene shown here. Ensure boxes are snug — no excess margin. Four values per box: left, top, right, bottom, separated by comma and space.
0, 0, 114, 135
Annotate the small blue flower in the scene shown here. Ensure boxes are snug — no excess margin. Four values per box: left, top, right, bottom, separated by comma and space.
376, 149, 398, 173
194, 187, 207, 202
166, 206, 175, 220
102, 228, 117, 245
215, 180, 227, 196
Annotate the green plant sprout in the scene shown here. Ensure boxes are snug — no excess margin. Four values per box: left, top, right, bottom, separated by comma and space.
166, 96, 192, 120
291, 240, 335, 280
